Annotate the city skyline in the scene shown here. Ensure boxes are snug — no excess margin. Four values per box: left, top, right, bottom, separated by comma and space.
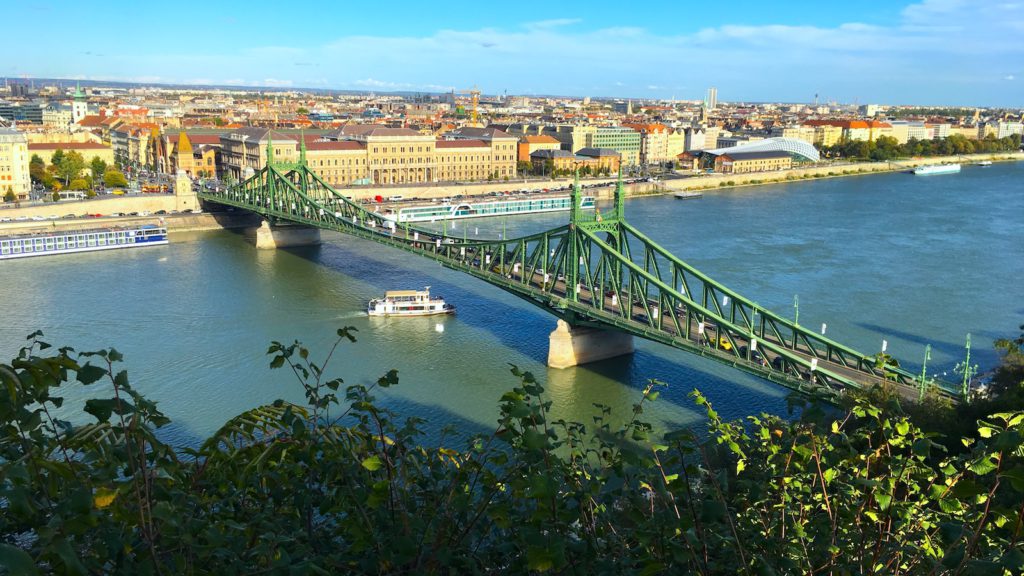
5, 0, 1023, 106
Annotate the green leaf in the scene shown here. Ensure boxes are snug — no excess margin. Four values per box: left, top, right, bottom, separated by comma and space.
875, 493, 892, 510
942, 545, 966, 569
76, 363, 107, 385
895, 420, 910, 436
967, 456, 998, 476
361, 455, 383, 471
523, 428, 548, 451
84, 398, 117, 422
0, 544, 38, 576
701, 499, 727, 522
526, 546, 555, 572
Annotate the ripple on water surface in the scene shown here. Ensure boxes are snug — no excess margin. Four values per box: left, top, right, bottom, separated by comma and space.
2, 163, 1021, 445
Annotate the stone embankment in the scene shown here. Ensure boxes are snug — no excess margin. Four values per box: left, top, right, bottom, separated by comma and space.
658, 152, 1024, 194
0, 212, 259, 236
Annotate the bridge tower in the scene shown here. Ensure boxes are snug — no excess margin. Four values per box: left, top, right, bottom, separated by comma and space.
548, 170, 635, 369
246, 131, 322, 249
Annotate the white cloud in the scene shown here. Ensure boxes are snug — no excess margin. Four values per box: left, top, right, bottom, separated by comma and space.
1006, 75, 1016, 80
41, 0, 1024, 105
523, 18, 581, 30
262, 78, 293, 87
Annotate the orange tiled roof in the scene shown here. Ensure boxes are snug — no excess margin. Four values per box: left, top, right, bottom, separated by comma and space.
522, 135, 560, 144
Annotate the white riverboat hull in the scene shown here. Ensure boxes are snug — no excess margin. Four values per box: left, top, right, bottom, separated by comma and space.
912, 164, 961, 175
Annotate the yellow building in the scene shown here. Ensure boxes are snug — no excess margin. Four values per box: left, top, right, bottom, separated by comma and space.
26, 142, 115, 171
714, 150, 792, 174
810, 124, 843, 147
0, 127, 31, 200
220, 125, 519, 185
306, 140, 368, 187
517, 135, 561, 162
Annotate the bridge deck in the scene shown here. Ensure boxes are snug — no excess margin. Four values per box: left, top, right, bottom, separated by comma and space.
197, 161, 959, 402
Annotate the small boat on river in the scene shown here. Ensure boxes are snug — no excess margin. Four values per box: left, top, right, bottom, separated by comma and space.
367, 286, 455, 317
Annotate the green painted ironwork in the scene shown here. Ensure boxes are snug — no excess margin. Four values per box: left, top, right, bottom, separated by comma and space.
198, 157, 961, 401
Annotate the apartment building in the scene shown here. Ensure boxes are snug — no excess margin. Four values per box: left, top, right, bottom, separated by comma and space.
0, 127, 31, 200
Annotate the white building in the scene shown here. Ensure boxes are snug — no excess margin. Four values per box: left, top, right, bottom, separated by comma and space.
71, 84, 88, 125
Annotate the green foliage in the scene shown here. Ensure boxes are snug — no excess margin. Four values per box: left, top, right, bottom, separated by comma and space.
68, 178, 89, 191
103, 169, 128, 188
89, 156, 107, 181
54, 150, 86, 186
2, 331, 1023, 574
3, 187, 14, 202
822, 133, 1020, 161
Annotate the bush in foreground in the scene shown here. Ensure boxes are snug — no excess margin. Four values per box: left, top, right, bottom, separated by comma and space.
1, 330, 1023, 574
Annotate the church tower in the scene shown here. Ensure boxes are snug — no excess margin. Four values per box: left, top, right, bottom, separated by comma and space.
71, 83, 88, 124
174, 131, 195, 176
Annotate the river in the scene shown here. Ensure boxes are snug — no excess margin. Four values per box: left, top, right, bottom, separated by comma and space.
2, 162, 1021, 446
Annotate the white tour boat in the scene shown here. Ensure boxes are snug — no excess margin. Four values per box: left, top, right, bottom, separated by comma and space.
367, 286, 455, 317
912, 164, 961, 175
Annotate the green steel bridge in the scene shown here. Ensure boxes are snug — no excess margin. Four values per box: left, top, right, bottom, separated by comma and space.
198, 144, 959, 401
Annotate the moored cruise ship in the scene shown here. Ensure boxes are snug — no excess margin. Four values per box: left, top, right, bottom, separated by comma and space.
912, 163, 961, 175
378, 195, 596, 224
0, 224, 169, 260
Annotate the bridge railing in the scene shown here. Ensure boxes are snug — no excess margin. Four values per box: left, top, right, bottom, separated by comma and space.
199, 163, 958, 398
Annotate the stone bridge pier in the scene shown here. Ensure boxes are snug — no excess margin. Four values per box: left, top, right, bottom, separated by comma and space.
547, 319, 635, 368
246, 220, 322, 249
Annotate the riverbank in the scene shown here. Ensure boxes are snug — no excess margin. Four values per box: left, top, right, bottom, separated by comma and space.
0, 211, 259, 236
659, 151, 1024, 194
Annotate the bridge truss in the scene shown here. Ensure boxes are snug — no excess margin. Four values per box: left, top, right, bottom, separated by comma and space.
198, 143, 958, 400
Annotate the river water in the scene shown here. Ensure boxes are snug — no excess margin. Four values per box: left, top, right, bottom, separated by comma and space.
2, 162, 1021, 446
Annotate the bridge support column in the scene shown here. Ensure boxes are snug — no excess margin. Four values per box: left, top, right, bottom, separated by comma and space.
547, 319, 634, 369
246, 220, 321, 250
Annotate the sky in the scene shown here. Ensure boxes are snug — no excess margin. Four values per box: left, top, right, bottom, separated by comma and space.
6, 0, 1023, 106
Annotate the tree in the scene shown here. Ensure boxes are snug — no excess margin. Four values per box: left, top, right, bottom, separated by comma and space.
50, 149, 64, 167
296, 107, 309, 115
516, 161, 533, 175
69, 178, 89, 191
56, 151, 86, 186
2, 331, 1024, 574
3, 186, 14, 202
103, 168, 128, 188
52, 191, 60, 202
29, 154, 54, 189
90, 156, 108, 181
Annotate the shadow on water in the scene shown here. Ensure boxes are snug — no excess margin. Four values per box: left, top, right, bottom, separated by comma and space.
277, 237, 553, 365
158, 389, 502, 451
856, 322, 961, 355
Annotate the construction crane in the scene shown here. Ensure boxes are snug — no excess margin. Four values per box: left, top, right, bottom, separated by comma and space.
453, 86, 482, 127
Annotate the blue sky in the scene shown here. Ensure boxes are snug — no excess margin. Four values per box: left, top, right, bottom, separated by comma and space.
7, 0, 1022, 106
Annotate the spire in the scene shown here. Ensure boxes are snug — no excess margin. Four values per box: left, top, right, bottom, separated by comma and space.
73, 82, 85, 101
177, 131, 192, 155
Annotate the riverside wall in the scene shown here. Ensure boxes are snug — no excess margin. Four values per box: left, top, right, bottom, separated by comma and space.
0, 212, 259, 236
659, 152, 1024, 193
